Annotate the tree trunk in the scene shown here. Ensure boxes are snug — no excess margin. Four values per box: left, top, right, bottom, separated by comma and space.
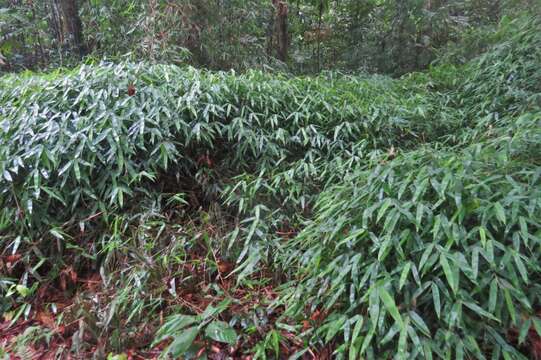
266, 5, 275, 58
316, 2, 322, 72
51, 0, 86, 57
489, 0, 500, 22
30, 2, 47, 67
272, 0, 288, 62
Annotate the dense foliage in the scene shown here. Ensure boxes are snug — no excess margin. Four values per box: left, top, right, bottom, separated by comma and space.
2, 0, 538, 75
0, 11, 540, 360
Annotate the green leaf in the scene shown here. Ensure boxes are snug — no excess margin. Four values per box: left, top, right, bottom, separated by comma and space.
488, 278, 498, 313
205, 321, 237, 344
494, 202, 506, 224
399, 262, 411, 290
519, 216, 529, 243
471, 247, 479, 280
513, 253, 528, 283
201, 299, 231, 319
419, 244, 434, 271
463, 301, 499, 321
3, 169, 12, 182
532, 317, 541, 337
431, 283, 441, 319
518, 319, 531, 344
423, 340, 433, 360
153, 315, 198, 346
167, 327, 198, 358
439, 253, 456, 294
432, 215, 441, 240
377, 198, 393, 223
369, 287, 380, 330
409, 311, 430, 337
503, 288, 516, 324
350, 316, 364, 346
381, 323, 400, 345
49, 228, 65, 240
415, 204, 424, 230
397, 318, 409, 359
74, 160, 81, 181
479, 227, 487, 247
360, 326, 375, 355
379, 286, 404, 329
456, 340, 464, 360
15, 284, 31, 297
324, 316, 346, 342
265, 330, 280, 357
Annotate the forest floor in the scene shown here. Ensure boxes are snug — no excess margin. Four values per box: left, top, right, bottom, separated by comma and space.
1, 242, 332, 359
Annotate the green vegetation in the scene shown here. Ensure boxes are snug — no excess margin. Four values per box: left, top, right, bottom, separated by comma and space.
1, 12, 540, 360
3, 0, 535, 75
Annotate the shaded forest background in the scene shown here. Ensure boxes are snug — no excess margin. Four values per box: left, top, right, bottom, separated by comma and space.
1, 0, 538, 76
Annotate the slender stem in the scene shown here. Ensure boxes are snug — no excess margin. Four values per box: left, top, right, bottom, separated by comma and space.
317, 2, 322, 73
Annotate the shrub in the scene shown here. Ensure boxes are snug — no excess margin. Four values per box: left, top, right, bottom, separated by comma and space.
281, 132, 541, 358
0, 13, 539, 360
278, 15, 541, 360
0, 63, 447, 274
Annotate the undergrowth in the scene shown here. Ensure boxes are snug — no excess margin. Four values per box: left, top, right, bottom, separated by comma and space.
0, 14, 540, 360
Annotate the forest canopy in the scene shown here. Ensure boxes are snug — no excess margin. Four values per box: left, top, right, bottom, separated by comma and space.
1, 1, 541, 359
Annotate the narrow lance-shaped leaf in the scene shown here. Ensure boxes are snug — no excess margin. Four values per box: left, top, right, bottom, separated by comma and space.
379, 286, 404, 329
439, 253, 457, 294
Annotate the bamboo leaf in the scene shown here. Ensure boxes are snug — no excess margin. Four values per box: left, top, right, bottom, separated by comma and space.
379, 286, 404, 329
439, 253, 456, 294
